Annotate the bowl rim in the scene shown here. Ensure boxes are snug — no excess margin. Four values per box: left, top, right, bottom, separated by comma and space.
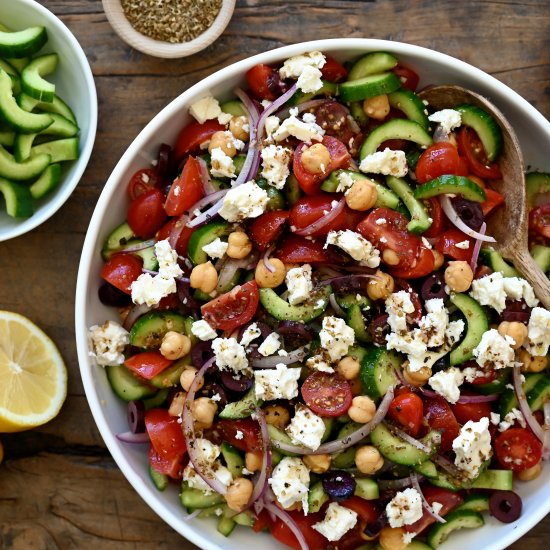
101, 0, 236, 59
75, 37, 550, 550
0, 0, 98, 243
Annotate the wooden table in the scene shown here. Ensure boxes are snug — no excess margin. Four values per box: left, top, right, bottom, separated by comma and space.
0, 0, 549, 548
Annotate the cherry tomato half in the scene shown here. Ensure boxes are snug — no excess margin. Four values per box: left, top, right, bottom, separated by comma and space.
173, 119, 225, 162
422, 395, 460, 452
127, 168, 159, 200
481, 187, 505, 216
276, 234, 330, 264
289, 193, 348, 237
127, 187, 167, 239
389, 245, 435, 279
387, 392, 423, 436
393, 64, 420, 92
457, 126, 502, 180
312, 101, 358, 145
269, 510, 327, 550
320, 55, 348, 82
165, 156, 204, 216
529, 203, 550, 239
249, 210, 289, 251
156, 218, 195, 257
100, 253, 143, 294
434, 228, 474, 262
246, 64, 278, 101
301, 371, 352, 417
495, 427, 542, 472
415, 142, 468, 184
451, 401, 493, 425
201, 281, 259, 331
214, 418, 262, 453
124, 351, 173, 380
423, 197, 445, 238
405, 486, 463, 534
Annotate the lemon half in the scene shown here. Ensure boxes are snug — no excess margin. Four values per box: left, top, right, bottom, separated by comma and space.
0, 311, 67, 432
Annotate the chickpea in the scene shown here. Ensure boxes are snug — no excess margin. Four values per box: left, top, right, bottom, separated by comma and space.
379, 526, 407, 550
192, 397, 217, 428
168, 391, 187, 417
348, 395, 377, 424
255, 258, 286, 288
518, 349, 548, 373
345, 179, 378, 211
355, 445, 384, 475
432, 249, 444, 270
208, 130, 237, 157
160, 331, 191, 360
367, 270, 395, 301
382, 248, 400, 266
180, 367, 204, 392
245, 452, 263, 473
190, 261, 218, 293
337, 356, 361, 380
229, 116, 250, 141
363, 94, 390, 120
402, 361, 432, 387
264, 404, 290, 429
303, 453, 331, 474
226, 231, 252, 259
518, 462, 542, 481
498, 321, 528, 349
300, 143, 331, 174
225, 477, 254, 512
444, 261, 473, 292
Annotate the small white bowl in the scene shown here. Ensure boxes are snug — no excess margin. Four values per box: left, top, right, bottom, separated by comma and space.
76, 39, 550, 550
0, 0, 97, 243
102, 0, 236, 59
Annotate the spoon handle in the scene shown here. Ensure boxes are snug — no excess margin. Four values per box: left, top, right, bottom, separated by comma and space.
512, 248, 550, 310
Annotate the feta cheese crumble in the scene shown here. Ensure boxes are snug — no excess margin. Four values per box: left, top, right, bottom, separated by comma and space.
189, 96, 222, 124
313, 502, 358, 541
359, 148, 408, 177
428, 109, 462, 135
286, 404, 326, 450
469, 272, 507, 312
210, 147, 237, 179
155, 239, 184, 279
261, 144, 292, 189
473, 329, 516, 370
219, 181, 268, 222
211, 337, 249, 373
191, 319, 217, 341
385, 290, 415, 333
429, 367, 464, 404
202, 237, 228, 259
254, 364, 301, 400
258, 333, 281, 356
240, 323, 261, 347
272, 113, 325, 143
455, 240, 470, 250
286, 264, 313, 305
88, 320, 129, 366
279, 51, 326, 80
525, 306, 550, 356
452, 417, 492, 479
325, 230, 381, 268
418, 298, 449, 348
386, 488, 423, 528
499, 407, 526, 432
319, 315, 355, 362
336, 171, 355, 192
269, 457, 310, 512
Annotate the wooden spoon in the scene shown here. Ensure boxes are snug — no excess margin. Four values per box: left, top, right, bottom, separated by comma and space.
420, 84, 550, 309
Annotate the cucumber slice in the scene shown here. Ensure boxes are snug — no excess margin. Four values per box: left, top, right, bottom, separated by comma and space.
129, 311, 191, 349
102, 221, 137, 257
414, 459, 437, 478
284, 173, 303, 206
427, 509, 484, 548
331, 422, 360, 468
232, 510, 255, 527
354, 477, 379, 500
0, 129, 15, 147
105, 364, 157, 402
479, 248, 519, 277
360, 119, 432, 158
531, 245, 550, 273
187, 220, 231, 265
259, 285, 331, 322
6, 57, 28, 73
499, 373, 545, 416
21, 53, 58, 102
456, 104, 502, 161
388, 88, 429, 130
0, 177, 33, 217
148, 464, 169, 491
287, 79, 338, 106
471, 367, 510, 395
220, 442, 245, 478
0, 70, 53, 133
454, 494, 490, 513
308, 481, 329, 513
180, 483, 224, 510
219, 386, 261, 419
527, 376, 550, 411
449, 293, 488, 366
386, 175, 431, 233
348, 51, 398, 81
31, 136, 79, 163
217, 515, 236, 537
349, 101, 368, 125
29, 163, 62, 199
336, 293, 371, 311
414, 175, 486, 202
359, 346, 400, 399
0, 144, 50, 181
468, 469, 513, 490
18, 92, 77, 124
338, 72, 401, 102
149, 360, 187, 389
267, 424, 298, 456
526, 171, 550, 208
0, 26, 48, 58
0, 59, 20, 93
142, 388, 169, 410
220, 99, 245, 116
347, 304, 370, 343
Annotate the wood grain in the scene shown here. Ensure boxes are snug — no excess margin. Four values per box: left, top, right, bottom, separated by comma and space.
0, 0, 549, 548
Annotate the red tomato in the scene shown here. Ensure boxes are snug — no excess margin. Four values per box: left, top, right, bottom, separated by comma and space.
312, 101, 358, 145
101, 253, 143, 294
422, 395, 460, 452
495, 428, 542, 472
423, 197, 445, 238
289, 193, 348, 237
434, 228, 474, 262
405, 486, 463, 533
165, 156, 204, 216
293, 136, 351, 194
270, 510, 327, 550
451, 401, 493, 424
173, 119, 225, 162
481, 188, 505, 216
127, 168, 159, 200
249, 210, 289, 251
387, 392, 424, 436
148, 446, 184, 479
301, 371, 352, 417
340, 496, 378, 524
156, 218, 195, 257
389, 245, 435, 279
127, 188, 167, 239
357, 208, 422, 270
124, 351, 173, 380
393, 64, 420, 92
415, 142, 468, 184
145, 408, 187, 476
246, 64, 278, 101
215, 418, 262, 453
320, 55, 348, 82
529, 203, 550, 239
276, 234, 330, 263
201, 281, 259, 331
457, 126, 502, 180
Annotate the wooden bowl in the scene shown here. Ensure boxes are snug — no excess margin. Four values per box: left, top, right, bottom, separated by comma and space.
101, 0, 235, 58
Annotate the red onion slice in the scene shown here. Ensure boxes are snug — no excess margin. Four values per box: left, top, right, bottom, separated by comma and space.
420, 388, 498, 404
329, 293, 346, 317
543, 403, 550, 460
256, 83, 298, 140
116, 431, 150, 444
294, 198, 345, 236
263, 245, 276, 273
118, 239, 156, 253
168, 213, 189, 249
187, 190, 230, 228
122, 303, 152, 330
251, 346, 309, 368
197, 156, 216, 195
513, 365, 545, 442
216, 257, 242, 293
378, 476, 415, 490
469, 222, 486, 271
182, 509, 202, 521
262, 500, 309, 550
410, 471, 446, 523
440, 196, 496, 242
248, 408, 272, 506
275, 98, 332, 120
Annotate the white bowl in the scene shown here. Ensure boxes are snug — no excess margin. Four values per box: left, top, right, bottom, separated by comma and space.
0, 0, 97, 242
75, 39, 550, 550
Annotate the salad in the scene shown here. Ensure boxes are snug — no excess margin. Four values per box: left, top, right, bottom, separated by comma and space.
88, 49, 550, 550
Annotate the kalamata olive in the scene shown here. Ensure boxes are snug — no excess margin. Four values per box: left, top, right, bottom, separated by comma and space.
420, 272, 447, 301
489, 490, 522, 523
220, 371, 253, 394
155, 143, 172, 183
98, 282, 132, 307
500, 299, 532, 323
198, 381, 228, 408
277, 320, 314, 346
451, 197, 484, 230
368, 314, 391, 346
127, 400, 145, 433
431, 356, 449, 375
322, 471, 356, 502
177, 280, 200, 311
363, 512, 388, 538
192, 341, 215, 369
